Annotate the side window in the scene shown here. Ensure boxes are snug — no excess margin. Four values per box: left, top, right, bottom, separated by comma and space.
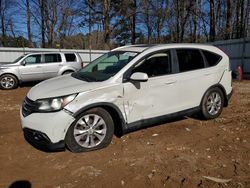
202, 50, 221, 67
132, 51, 171, 77
44, 54, 62, 63
176, 49, 205, 72
25, 55, 41, 64
65, 53, 76, 62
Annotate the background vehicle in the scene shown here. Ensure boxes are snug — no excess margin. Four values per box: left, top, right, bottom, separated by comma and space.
21, 44, 232, 153
0, 52, 83, 89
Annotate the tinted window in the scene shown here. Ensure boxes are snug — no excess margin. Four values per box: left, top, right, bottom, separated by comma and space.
65, 53, 76, 62
202, 50, 221, 67
176, 49, 205, 72
45, 54, 61, 63
25, 55, 41, 64
133, 51, 171, 77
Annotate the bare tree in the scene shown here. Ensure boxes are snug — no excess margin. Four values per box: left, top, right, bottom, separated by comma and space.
209, 0, 216, 41
26, 0, 33, 47
225, 0, 232, 39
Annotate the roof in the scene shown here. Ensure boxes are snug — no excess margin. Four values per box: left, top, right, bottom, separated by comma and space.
113, 43, 216, 53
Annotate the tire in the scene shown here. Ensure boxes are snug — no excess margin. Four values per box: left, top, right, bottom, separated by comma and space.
65, 107, 114, 152
0, 74, 18, 90
62, 70, 74, 75
201, 87, 224, 120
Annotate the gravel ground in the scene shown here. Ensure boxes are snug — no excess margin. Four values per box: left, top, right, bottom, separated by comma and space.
0, 81, 249, 188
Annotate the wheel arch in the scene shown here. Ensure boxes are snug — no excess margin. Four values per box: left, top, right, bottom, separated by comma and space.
201, 84, 228, 107
73, 103, 127, 137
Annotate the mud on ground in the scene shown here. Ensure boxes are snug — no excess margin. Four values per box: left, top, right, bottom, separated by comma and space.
0, 81, 249, 188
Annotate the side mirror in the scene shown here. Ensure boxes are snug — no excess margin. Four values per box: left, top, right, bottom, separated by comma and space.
130, 72, 148, 82
21, 61, 26, 66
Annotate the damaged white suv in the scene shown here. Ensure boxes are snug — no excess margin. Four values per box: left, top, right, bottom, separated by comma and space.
21, 44, 232, 152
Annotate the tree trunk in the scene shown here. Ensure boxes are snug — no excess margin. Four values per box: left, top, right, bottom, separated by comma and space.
240, 0, 245, 37
209, 0, 216, 41
0, 0, 5, 46
39, 0, 45, 47
225, 0, 232, 39
236, 0, 241, 38
103, 0, 110, 49
26, 0, 32, 47
131, 0, 137, 44
176, 0, 180, 42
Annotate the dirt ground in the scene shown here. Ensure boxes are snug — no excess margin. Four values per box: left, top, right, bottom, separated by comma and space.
0, 81, 249, 188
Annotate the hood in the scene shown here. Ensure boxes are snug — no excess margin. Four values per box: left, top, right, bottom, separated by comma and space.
27, 75, 106, 100
0, 63, 19, 69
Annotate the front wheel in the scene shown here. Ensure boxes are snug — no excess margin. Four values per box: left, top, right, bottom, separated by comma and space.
201, 88, 224, 120
65, 108, 114, 152
0, 74, 18, 90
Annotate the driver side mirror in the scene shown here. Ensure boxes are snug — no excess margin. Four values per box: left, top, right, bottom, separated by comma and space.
21, 61, 26, 66
130, 72, 148, 82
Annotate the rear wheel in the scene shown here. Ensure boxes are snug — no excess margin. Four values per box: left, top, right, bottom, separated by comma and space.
201, 88, 224, 119
65, 108, 114, 152
0, 74, 18, 90
62, 70, 74, 75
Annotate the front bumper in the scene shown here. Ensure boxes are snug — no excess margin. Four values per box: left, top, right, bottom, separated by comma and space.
20, 107, 75, 151
23, 128, 65, 152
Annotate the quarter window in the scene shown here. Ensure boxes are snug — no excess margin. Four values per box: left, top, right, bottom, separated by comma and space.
133, 51, 171, 77
65, 53, 76, 62
44, 54, 62, 63
202, 50, 221, 67
176, 49, 205, 72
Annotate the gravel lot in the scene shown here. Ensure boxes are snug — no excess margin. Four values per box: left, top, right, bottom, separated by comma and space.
0, 81, 249, 188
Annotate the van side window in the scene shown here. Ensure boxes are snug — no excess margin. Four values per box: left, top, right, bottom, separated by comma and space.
202, 50, 221, 67
65, 53, 76, 62
176, 49, 205, 72
25, 55, 41, 64
133, 51, 171, 77
45, 54, 62, 63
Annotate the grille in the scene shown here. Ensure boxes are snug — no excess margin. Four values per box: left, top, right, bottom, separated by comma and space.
23, 128, 51, 145
22, 97, 39, 117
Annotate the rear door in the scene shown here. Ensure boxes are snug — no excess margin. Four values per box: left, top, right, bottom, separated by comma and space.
174, 48, 218, 110
42, 53, 62, 79
19, 54, 44, 81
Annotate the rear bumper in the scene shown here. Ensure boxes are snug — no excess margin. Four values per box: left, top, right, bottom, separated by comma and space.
227, 89, 233, 101
23, 128, 65, 152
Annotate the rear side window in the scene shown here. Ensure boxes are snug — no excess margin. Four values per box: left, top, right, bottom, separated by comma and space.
65, 53, 76, 62
44, 54, 61, 63
202, 50, 221, 67
176, 49, 205, 72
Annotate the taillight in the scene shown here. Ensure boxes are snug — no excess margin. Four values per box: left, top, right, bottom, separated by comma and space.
81, 62, 84, 69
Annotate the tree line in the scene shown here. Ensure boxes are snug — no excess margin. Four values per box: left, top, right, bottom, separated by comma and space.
0, 0, 249, 49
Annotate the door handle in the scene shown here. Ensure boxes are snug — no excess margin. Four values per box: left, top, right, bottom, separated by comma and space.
165, 80, 176, 85
36, 66, 42, 68
204, 73, 212, 76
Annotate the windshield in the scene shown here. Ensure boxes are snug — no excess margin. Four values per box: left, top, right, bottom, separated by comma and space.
72, 51, 138, 82
12, 55, 24, 64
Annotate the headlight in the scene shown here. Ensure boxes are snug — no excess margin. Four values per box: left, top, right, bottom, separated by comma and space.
37, 94, 77, 112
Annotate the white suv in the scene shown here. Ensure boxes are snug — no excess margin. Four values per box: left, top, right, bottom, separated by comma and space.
20, 44, 233, 152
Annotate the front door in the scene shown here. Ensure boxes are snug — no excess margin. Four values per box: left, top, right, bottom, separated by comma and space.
19, 54, 44, 82
123, 50, 179, 124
